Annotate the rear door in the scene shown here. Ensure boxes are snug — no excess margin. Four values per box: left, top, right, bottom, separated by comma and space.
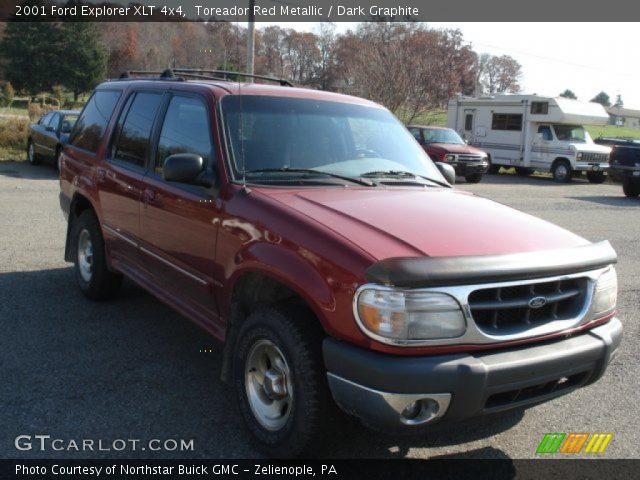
32, 112, 54, 155
139, 92, 223, 333
42, 112, 61, 155
98, 90, 164, 269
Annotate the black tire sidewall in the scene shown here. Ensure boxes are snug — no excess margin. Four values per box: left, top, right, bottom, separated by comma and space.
232, 309, 323, 457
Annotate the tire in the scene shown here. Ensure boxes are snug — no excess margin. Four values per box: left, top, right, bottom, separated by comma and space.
72, 210, 122, 301
552, 160, 572, 183
587, 171, 606, 184
27, 139, 40, 165
486, 155, 499, 174
465, 173, 483, 183
54, 146, 62, 171
515, 167, 534, 176
233, 306, 334, 458
622, 178, 640, 198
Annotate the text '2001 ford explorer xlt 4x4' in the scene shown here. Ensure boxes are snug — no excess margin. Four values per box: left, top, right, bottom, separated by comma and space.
59, 69, 622, 458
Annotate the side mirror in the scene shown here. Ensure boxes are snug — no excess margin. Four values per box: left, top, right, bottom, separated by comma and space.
536, 133, 544, 141
163, 153, 213, 187
46, 126, 55, 132
435, 162, 456, 185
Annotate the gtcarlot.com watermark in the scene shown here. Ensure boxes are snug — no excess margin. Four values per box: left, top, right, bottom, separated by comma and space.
15, 435, 194, 452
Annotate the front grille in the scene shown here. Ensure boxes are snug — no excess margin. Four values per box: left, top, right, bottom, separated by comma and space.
468, 278, 589, 335
579, 153, 608, 163
484, 371, 590, 410
457, 154, 485, 162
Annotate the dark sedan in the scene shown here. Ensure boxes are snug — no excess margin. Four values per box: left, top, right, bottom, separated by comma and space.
27, 110, 79, 169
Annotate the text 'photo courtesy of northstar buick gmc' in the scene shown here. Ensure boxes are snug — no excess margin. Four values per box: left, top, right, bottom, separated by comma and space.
58, 69, 622, 458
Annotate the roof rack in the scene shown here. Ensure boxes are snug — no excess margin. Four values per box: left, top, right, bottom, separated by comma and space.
115, 68, 294, 87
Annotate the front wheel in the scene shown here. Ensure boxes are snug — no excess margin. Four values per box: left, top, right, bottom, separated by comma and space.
622, 178, 640, 198
587, 171, 606, 184
27, 139, 39, 165
552, 160, 572, 183
233, 307, 333, 458
465, 173, 483, 183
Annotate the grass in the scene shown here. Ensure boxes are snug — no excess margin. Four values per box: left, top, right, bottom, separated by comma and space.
0, 105, 28, 117
0, 117, 28, 161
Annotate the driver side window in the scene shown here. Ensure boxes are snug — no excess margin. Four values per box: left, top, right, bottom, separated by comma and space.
155, 95, 214, 174
538, 126, 553, 141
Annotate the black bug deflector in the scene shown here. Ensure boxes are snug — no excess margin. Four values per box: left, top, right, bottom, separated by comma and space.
365, 241, 617, 288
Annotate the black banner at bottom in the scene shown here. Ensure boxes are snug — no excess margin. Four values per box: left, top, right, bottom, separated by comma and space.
1, 459, 639, 480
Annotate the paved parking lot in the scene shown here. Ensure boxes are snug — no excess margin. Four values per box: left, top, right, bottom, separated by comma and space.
0, 161, 638, 459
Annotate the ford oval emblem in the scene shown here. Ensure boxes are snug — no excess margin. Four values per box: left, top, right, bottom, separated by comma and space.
529, 296, 548, 309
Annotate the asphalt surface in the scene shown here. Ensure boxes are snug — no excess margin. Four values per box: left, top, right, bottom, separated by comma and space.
0, 161, 638, 460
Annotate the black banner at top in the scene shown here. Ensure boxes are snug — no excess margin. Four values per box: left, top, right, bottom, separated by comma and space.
2, 0, 640, 22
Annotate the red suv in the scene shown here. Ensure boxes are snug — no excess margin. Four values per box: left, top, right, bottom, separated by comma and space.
408, 125, 489, 183
59, 70, 622, 457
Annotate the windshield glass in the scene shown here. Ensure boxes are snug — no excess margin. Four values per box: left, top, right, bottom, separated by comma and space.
221, 96, 444, 184
553, 124, 587, 143
423, 128, 465, 145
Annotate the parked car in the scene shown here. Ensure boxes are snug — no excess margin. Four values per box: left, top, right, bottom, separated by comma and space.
59, 70, 622, 458
27, 110, 79, 169
407, 125, 488, 183
447, 95, 611, 183
595, 137, 640, 198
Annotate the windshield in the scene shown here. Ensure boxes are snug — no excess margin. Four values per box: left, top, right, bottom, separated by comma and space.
221, 96, 444, 185
553, 124, 587, 143
423, 128, 465, 145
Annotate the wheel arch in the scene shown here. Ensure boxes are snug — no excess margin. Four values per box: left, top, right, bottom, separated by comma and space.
64, 192, 100, 262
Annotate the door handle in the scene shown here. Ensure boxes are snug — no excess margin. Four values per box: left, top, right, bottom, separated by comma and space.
142, 188, 157, 204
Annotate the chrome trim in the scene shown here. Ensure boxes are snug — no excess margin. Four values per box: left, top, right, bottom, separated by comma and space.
102, 224, 137, 248
139, 247, 208, 286
352, 267, 611, 347
327, 373, 451, 426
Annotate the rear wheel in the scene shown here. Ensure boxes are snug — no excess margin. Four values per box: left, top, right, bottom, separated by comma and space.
587, 171, 606, 184
233, 306, 334, 458
622, 178, 640, 198
73, 210, 122, 300
486, 155, 499, 174
465, 173, 483, 183
552, 160, 572, 183
27, 139, 39, 165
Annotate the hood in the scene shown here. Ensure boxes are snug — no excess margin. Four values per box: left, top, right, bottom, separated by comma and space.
261, 187, 588, 260
427, 143, 486, 155
573, 143, 611, 154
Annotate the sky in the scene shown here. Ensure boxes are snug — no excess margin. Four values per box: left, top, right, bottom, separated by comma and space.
267, 22, 640, 110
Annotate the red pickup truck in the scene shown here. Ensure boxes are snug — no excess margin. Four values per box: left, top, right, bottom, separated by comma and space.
59, 70, 622, 458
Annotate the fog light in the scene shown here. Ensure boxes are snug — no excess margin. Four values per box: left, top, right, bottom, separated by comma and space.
399, 398, 442, 425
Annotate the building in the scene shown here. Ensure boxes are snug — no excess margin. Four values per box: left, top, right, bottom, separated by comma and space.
607, 106, 640, 129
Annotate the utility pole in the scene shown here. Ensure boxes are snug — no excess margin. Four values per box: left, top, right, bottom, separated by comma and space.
246, 0, 255, 82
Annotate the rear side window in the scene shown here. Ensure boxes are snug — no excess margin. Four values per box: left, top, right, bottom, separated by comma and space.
69, 90, 121, 153
39, 112, 53, 126
155, 96, 213, 174
112, 92, 163, 168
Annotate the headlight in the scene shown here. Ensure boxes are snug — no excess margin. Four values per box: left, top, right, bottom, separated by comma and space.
445, 154, 456, 162
576, 151, 583, 160
355, 287, 466, 343
591, 267, 617, 318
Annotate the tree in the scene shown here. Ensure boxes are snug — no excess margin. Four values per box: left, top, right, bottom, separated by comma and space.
482, 55, 521, 94
560, 89, 577, 99
0, 21, 61, 95
614, 94, 624, 107
590, 91, 610, 107
58, 23, 107, 101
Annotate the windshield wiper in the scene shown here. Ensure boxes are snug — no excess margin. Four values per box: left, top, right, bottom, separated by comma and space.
361, 170, 451, 188
245, 168, 375, 186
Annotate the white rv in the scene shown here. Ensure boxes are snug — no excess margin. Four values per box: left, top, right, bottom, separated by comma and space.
447, 95, 611, 183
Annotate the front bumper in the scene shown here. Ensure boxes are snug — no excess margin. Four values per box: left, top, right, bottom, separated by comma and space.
451, 161, 488, 175
324, 318, 622, 430
574, 162, 609, 172
610, 165, 640, 179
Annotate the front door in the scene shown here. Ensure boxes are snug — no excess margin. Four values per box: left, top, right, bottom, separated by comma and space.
139, 93, 223, 334
531, 124, 553, 168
